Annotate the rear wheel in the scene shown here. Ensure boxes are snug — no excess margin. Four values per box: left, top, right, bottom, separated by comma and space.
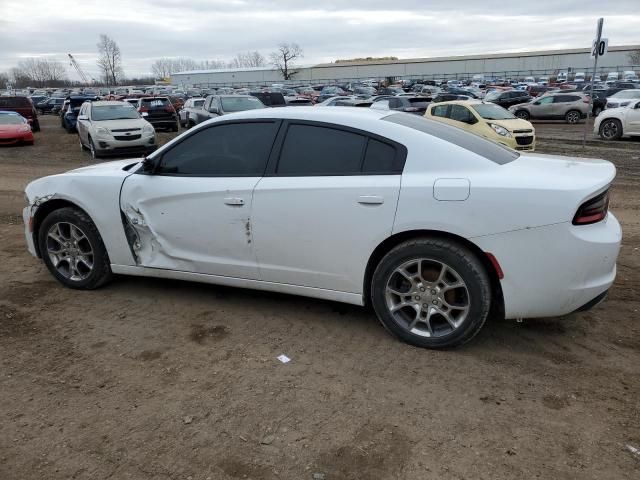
32, 120, 40, 132
171, 123, 179, 132
593, 106, 603, 116
514, 110, 530, 120
371, 238, 491, 349
599, 118, 622, 140
565, 110, 581, 124
38, 207, 112, 289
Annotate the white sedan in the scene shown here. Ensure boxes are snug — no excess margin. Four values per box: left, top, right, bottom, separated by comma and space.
23, 107, 621, 349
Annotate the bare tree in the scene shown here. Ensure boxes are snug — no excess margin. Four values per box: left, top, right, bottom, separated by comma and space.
628, 50, 640, 65
229, 51, 266, 69
151, 58, 174, 79
97, 34, 124, 85
13, 58, 67, 87
270, 43, 303, 80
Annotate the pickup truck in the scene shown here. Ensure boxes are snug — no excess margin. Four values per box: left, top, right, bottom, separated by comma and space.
189, 95, 266, 126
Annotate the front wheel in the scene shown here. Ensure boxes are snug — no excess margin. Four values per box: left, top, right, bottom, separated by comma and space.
371, 238, 491, 349
565, 110, 581, 124
514, 110, 530, 120
38, 207, 112, 289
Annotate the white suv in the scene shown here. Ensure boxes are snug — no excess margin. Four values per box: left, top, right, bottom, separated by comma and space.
77, 101, 156, 159
595, 99, 640, 140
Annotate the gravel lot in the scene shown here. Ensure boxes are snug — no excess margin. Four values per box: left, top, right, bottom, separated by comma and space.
1, 115, 639, 480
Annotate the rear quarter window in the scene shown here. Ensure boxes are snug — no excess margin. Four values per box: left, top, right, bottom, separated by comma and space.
383, 113, 519, 165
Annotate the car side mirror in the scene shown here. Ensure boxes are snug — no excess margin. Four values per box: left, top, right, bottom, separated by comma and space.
141, 157, 157, 174
209, 107, 219, 114
77, 115, 88, 121
533, 101, 541, 105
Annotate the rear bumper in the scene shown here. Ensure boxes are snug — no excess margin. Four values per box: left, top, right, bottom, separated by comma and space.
472, 213, 621, 319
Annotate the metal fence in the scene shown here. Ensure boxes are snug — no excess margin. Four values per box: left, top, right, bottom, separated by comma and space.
180, 65, 640, 89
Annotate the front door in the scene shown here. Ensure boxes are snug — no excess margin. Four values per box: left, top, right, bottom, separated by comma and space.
252, 122, 404, 294
119, 120, 280, 278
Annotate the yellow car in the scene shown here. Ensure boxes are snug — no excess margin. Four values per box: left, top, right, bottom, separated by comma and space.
424, 100, 536, 151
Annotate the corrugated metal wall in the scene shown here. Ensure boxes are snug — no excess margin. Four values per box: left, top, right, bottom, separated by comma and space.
171, 47, 639, 87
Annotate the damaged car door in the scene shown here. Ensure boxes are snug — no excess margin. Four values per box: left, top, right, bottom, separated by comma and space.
119, 120, 280, 278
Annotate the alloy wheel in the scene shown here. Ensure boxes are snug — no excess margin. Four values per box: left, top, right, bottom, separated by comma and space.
601, 120, 619, 139
566, 111, 580, 124
46, 222, 94, 281
385, 258, 470, 338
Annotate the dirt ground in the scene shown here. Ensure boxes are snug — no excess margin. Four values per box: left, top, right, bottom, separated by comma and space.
0, 115, 639, 480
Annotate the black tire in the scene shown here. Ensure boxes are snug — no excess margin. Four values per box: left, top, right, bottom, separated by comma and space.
38, 207, 112, 290
599, 118, 622, 140
565, 110, 581, 124
188, 119, 196, 129
32, 120, 40, 132
89, 137, 100, 159
514, 110, 530, 120
371, 238, 491, 349
593, 106, 603, 117
171, 123, 179, 132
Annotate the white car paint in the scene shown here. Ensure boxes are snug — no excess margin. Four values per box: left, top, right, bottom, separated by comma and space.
24, 107, 621, 323
594, 100, 640, 138
606, 90, 640, 109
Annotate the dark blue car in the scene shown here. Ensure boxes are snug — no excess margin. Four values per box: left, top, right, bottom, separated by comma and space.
61, 96, 99, 133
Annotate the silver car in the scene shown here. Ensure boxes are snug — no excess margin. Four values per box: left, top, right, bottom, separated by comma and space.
509, 93, 590, 124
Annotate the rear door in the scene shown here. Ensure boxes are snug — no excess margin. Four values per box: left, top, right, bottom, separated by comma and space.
251, 121, 406, 294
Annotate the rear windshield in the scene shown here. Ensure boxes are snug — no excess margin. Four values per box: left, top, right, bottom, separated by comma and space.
0, 97, 31, 108
407, 98, 430, 106
142, 98, 170, 107
193, 99, 205, 107
383, 113, 519, 165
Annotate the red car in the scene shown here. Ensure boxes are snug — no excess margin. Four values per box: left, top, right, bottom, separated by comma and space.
0, 96, 40, 131
0, 112, 34, 146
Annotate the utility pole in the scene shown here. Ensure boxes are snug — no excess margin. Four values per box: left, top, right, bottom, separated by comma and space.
583, 18, 604, 149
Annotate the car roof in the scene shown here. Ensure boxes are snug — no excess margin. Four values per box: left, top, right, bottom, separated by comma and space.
429, 100, 485, 106
0, 111, 22, 115
90, 100, 133, 106
220, 106, 389, 124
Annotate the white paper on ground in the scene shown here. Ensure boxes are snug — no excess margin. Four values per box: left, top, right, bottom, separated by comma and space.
277, 354, 291, 363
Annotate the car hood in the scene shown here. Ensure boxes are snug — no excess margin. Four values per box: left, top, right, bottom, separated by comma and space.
67, 158, 142, 175
0, 125, 28, 134
508, 102, 533, 110
484, 118, 533, 131
94, 119, 148, 131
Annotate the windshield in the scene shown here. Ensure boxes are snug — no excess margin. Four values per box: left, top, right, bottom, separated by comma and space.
484, 91, 502, 101
0, 114, 25, 125
220, 96, 265, 112
471, 103, 515, 120
611, 90, 640, 98
92, 104, 139, 121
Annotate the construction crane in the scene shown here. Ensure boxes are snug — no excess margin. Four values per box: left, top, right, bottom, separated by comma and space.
68, 54, 94, 85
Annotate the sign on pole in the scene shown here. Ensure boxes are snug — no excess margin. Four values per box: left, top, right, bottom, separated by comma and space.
591, 37, 608, 58
583, 18, 604, 149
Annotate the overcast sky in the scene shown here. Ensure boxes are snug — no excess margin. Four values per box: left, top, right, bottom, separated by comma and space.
2, 0, 639, 80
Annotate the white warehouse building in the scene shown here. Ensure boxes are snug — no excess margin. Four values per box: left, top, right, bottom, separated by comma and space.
171, 45, 639, 88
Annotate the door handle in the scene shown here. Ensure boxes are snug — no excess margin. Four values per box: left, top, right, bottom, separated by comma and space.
358, 195, 384, 205
224, 197, 245, 206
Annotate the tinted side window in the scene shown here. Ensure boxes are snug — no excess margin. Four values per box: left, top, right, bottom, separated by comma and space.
277, 124, 365, 175
449, 105, 474, 123
362, 139, 399, 173
157, 122, 278, 176
431, 105, 449, 117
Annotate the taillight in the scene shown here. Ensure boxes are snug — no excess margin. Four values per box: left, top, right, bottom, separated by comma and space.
139, 106, 149, 113
573, 190, 610, 225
